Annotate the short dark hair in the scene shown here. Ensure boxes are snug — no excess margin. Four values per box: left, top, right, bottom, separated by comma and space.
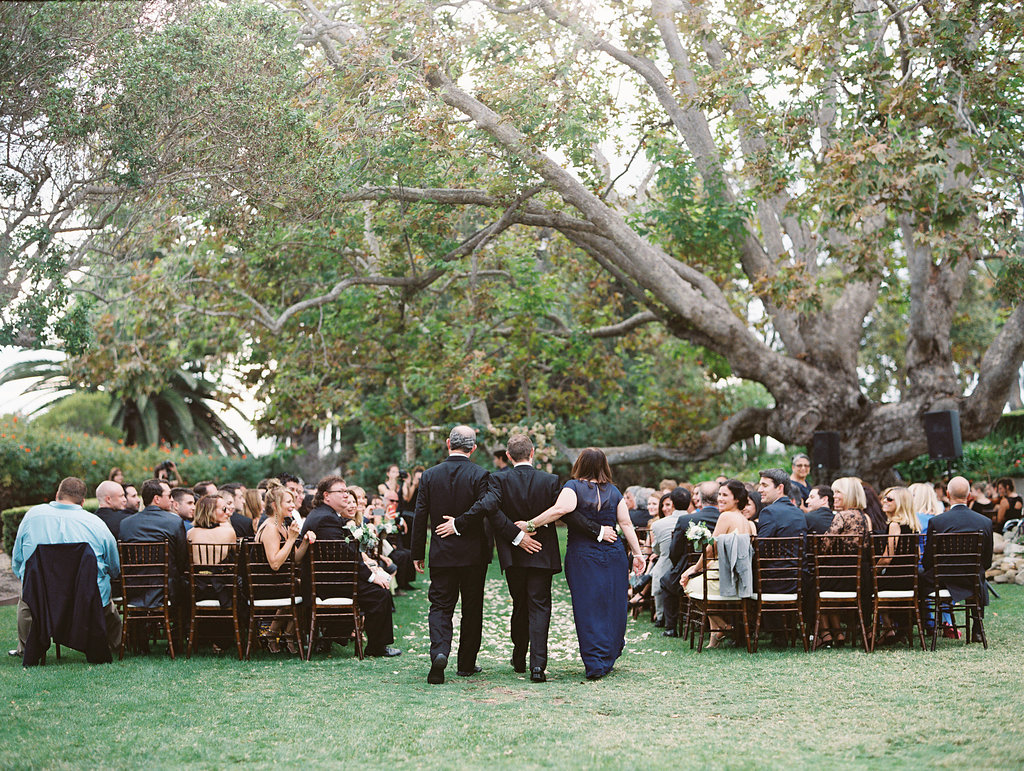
219, 482, 243, 495
669, 486, 691, 511
758, 468, 790, 491
996, 477, 1015, 492
277, 472, 300, 486
506, 434, 534, 463
141, 478, 168, 506
56, 477, 87, 504
193, 481, 216, 498
570, 448, 613, 484
811, 485, 834, 509
314, 475, 346, 508
170, 487, 195, 505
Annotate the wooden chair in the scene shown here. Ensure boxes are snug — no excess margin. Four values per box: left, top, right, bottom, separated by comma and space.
307, 540, 364, 660
807, 534, 869, 652
868, 533, 926, 651
118, 541, 176, 660
926, 532, 987, 650
187, 541, 244, 660
684, 540, 752, 653
244, 541, 304, 659
750, 536, 807, 652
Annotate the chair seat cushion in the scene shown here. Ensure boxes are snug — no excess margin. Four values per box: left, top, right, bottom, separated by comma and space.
927, 589, 952, 598
702, 594, 741, 602
819, 591, 857, 599
758, 593, 798, 602
877, 590, 915, 599
315, 597, 354, 606
252, 597, 302, 607
195, 599, 222, 607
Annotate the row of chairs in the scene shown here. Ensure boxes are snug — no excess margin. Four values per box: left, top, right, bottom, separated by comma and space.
678, 532, 988, 653
115, 539, 364, 661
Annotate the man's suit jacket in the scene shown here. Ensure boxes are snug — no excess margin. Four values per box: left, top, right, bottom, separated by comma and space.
924, 503, 993, 605
95, 507, 132, 540
758, 497, 808, 539
490, 464, 602, 573
412, 455, 520, 568
301, 504, 374, 584
118, 504, 188, 603
804, 507, 835, 535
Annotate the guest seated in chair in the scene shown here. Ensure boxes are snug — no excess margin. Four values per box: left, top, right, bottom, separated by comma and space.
187, 496, 238, 548
679, 480, 756, 648
254, 481, 314, 653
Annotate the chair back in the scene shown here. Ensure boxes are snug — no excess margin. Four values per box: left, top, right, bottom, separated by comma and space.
309, 540, 360, 602
930, 532, 984, 593
244, 541, 299, 602
118, 541, 171, 607
752, 536, 803, 597
807, 533, 864, 592
188, 541, 241, 607
869, 533, 920, 594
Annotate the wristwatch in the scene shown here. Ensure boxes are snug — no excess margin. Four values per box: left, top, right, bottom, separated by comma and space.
526, 520, 536, 533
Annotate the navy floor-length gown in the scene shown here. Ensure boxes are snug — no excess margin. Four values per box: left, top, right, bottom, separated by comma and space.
563, 479, 628, 679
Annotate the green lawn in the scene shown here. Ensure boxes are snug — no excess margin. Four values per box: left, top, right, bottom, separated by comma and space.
2, 547, 1022, 770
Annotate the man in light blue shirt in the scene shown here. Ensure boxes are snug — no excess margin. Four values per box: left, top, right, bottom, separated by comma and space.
9, 477, 122, 657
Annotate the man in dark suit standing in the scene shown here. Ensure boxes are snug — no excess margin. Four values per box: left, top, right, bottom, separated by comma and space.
803, 485, 836, 535
923, 476, 993, 642
661, 480, 721, 636
413, 425, 541, 684
490, 435, 610, 682
119, 479, 188, 607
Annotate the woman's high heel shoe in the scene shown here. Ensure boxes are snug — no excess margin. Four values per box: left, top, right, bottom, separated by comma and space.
707, 631, 727, 649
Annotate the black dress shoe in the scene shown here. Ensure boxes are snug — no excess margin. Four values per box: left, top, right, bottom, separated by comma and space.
662, 629, 679, 637
457, 665, 483, 676
653, 618, 665, 628
511, 658, 526, 674
367, 646, 402, 657
428, 653, 447, 684
530, 667, 546, 683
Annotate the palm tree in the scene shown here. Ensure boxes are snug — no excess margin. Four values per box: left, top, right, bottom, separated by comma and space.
0, 356, 248, 454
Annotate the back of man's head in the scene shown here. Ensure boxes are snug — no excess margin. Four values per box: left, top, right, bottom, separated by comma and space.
506, 434, 534, 463
56, 477, 87, 505
696, 481, 720, 508
947, 476, 970, 504
95, 480, 125, 508
449, 425, 476, 453
141, 478, 166, 507
669, 486, 691, 512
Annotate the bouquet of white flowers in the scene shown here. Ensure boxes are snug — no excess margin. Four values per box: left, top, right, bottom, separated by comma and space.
376, 519, 399, 538
685, 521, 715, 551
344, 521, 379, 552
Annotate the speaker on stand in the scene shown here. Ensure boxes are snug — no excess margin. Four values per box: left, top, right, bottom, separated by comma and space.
811, 431, 841, 485
923, 409, 962, 479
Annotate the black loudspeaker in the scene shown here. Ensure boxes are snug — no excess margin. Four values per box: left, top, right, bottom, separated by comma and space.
812, 431, 841, 469
924, 410, 962, 460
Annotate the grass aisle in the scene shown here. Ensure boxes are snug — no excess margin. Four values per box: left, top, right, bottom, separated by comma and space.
1, 544, 1023, 769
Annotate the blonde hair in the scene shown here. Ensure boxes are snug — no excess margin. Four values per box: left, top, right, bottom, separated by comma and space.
243, 489, 262, 521
881, 487, 921, 533
831, 477, 867, 511
908, 482, 944, 516
193, 495, 221, 529
263, 479, 292, 522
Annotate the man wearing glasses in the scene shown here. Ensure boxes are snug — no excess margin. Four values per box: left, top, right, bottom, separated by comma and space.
790, 453, 812, 508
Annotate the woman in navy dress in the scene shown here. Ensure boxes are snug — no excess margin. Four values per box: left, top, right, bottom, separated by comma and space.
526, 448, 644, 679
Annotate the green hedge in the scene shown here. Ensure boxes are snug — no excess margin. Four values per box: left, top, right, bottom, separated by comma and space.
1, 498, 99, 555
0, 414, 297, 513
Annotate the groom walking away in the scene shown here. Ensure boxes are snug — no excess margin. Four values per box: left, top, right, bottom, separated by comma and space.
491, 435, 614, 682
412, 425, 542, 684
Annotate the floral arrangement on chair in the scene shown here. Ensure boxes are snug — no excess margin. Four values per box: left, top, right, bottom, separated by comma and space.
344, 521, 379, 551
685, 521, 715, 551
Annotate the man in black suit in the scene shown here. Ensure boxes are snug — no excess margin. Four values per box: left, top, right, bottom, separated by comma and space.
490, 435, 610, 682
923, 476, 994, 641
412, 425, 541, 684
803, 485, 835, 535
119, 479, 189, 607
301, 476, 401, 657
661, 480, 720, 636
94, 480, 131, 539
755, 468, 807, 595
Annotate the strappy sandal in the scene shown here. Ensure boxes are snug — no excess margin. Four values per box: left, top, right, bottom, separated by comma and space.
813, 632, 834, 650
